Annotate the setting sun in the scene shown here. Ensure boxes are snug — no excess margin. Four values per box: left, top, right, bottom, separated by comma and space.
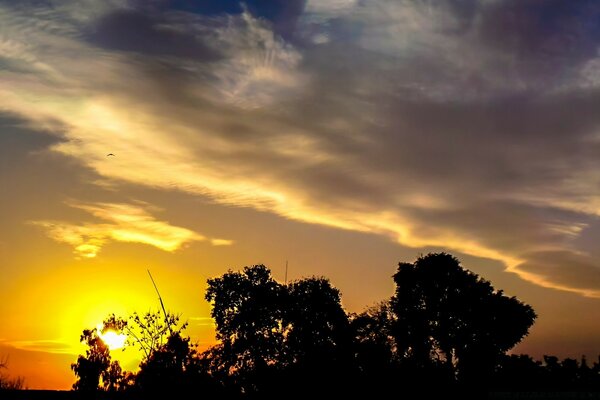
97, 324, 127, 351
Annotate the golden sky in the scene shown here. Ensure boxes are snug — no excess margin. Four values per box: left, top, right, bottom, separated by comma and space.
1, 0, 600, 389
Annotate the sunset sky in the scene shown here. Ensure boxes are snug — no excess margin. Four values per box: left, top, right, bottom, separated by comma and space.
2, 0, 600, 390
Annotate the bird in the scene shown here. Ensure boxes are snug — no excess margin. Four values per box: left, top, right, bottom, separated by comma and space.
107, 153, 115, 157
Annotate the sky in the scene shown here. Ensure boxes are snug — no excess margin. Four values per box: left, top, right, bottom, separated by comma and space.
1, 0, 600, 390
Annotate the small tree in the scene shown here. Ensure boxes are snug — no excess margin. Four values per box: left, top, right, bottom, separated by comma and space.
103, 310, 188, 361
103, 310, 199, 393
71, 327, 113, 392
135, 332, 196, 393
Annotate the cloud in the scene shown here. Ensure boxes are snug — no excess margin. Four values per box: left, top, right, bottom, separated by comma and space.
1, 339, 74, 354
210, 238, 234, 246
85, 8, 222, 62
32, 202, 230, 258
515, 251, 600, 297
3, 1, 600, 295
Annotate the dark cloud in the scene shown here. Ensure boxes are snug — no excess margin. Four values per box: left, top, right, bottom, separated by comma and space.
86, 8, 222, 61
480, 0, 600, 58
477, 0, 600, 81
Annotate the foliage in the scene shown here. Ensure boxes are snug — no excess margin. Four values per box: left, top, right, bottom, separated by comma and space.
71, 327, 117, 392
104, 310, 188, 361
390, 252, 537, 384
72, 310, 190, 394
351, 301, 397, 372
204, 265, 355, 396
103, 310, 201, 394
68, 253, 600, 395
284, 277, 351, 366
205, 264, 287, 384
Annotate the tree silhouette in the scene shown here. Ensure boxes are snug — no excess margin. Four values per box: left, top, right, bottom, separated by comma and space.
103, 310, 187, 361
71, 327, 115, 392
350, 301, 397, 393
135, 332, 202, 394
205, 265, 286, 393
102, 310, 210, 394
205, 266, 354, 396
68, 255, 600, 394
390, 253, 537, 385
282, 277, 352, 392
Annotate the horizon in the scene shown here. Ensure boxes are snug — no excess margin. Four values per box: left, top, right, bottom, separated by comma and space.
1, 0, 600, 390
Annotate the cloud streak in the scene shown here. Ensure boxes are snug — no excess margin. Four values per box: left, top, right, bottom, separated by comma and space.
32, 202, 228, 258
1, 339, 74, 355
3, 1, 600, 295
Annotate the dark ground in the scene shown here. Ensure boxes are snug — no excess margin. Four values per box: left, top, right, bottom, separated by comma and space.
3, 391, 600, 400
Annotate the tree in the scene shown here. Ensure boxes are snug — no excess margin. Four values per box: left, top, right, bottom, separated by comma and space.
103, 310, 187, 361
136, 332, 198, 393
390, 253, 537, 385
103, 310, 209, 394
71, 327, 113, 392
102, 360, 131, 392
73, 310, 194, 394
351, 301, 396, 373
284, 277, 351, 366
280, 277, 352, 394
205, 266, 354, 396
205, 265, 286, 392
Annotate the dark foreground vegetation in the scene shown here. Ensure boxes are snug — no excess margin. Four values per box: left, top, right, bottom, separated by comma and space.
2, 253, 600, 398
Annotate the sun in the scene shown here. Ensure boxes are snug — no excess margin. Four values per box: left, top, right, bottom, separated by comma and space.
97, 324, 127, 350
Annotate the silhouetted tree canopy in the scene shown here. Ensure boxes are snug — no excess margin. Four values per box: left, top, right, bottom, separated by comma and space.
284, 277, 351, 367
68, 253, 600, 397
204, 265, 353, 395
351, 301, 396, 373
282, 277, 353, 394
104, 310, 187, 361
390, 252, 537, 385
102, 310, 213, 394
205, 264, 286, 391
71, 327, 118, 393
135, 331, 213, 394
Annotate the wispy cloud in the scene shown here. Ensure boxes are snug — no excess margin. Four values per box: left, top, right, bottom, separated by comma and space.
32, 201, 230, 258
1, 339, 74, 355
3, 1, 600, 296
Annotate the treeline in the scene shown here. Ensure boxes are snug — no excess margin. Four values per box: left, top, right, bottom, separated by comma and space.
68, 253, 600, 397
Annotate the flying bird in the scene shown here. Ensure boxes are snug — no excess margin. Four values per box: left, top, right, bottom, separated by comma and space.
107, 153, 115, 157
